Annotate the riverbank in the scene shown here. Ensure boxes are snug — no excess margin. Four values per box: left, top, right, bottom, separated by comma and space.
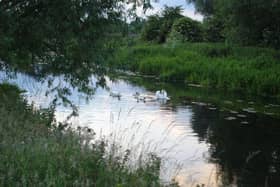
113, 42, 280, 98
0, 83, 177, 187
116, 75, 280, 119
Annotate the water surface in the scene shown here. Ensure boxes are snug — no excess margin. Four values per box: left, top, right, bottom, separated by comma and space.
1, 72, 280, 187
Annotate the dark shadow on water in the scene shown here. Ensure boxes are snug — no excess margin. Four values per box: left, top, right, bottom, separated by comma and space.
191, 105, 280, 187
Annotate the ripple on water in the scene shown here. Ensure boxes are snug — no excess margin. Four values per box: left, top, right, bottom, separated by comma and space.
230, 110, 239, 114
208, 107, 217, 110
241, 121, 249, 125
237, 114, 247, 118
242, 108, 257, 113
225, 116, 237, 121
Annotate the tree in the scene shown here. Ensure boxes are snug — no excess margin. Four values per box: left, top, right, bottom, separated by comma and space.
170, 17, 203, 42
189, 0, 280, 48
159, 6, 184, 43
223, 0, 280, 47
128, 17, 146, 35
203, 15, 225, 42
0, 0, 152, 75
141, 15, 162, 42
0, 0, 151, 109
141, 6, 183, 43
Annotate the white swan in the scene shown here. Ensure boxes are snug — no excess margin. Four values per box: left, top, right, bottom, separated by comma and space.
133, 90, 170, 102
155, 89, 170, 100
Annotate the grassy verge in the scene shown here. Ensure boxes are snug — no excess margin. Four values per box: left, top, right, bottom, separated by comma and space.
0, 83, 177, 187
112, 42, 280, 98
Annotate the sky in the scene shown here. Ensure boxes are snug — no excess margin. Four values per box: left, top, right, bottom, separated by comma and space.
136, 0, 203, 21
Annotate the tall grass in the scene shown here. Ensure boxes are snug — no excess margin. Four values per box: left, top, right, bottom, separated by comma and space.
0, 83, 178, 187
112, 43, 280, 98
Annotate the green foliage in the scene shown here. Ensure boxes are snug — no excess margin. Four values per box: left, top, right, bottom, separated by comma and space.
141, 6, 183, 43
0, 0, 154, 110
141, 15, 163, 43
159, 6, 184, 43
202, 15, 225, 42
226, 0, 280, 47
0, 84, 178, 186
202, 44, 232, 57
128, 17, 146, 35
190, 0, 280, 48
170, 17, 203, 43
262, 27, 280, 48
113, 43, 280, 97
0, 0, 152, 78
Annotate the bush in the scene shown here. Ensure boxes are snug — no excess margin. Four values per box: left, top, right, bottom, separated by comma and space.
170, 17, 203, 43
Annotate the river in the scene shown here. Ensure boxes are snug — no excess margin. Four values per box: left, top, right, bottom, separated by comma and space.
1, 71, 280, 187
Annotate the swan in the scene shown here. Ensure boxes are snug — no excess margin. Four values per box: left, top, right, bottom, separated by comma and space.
133, 90, 170, 102
133, 92, 156, 102
133, 92, 149, 102
155, 89, 170, 100
110, 91, 121, 98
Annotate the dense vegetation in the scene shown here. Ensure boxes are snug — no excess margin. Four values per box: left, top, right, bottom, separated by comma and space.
0, 0, 152, 78
113, 42, 280, 97
141, 6, 184, 43
140, 1, 280, 48
140, 6, 205, 44
0, 83, 178, 187
188, 0, 280, 48
0, 0, 142, 105
114, 3, 280, 98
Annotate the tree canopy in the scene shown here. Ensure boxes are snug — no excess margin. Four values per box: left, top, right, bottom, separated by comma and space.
0, 0, 153, 76
170, 17, 203, 43
0, 0, 152, 110
188, 0, 280, 48
141, 6, 183, 43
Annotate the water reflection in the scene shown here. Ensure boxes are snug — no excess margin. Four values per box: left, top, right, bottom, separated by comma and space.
192, 105, 280, 187
1, 72, 280, 187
